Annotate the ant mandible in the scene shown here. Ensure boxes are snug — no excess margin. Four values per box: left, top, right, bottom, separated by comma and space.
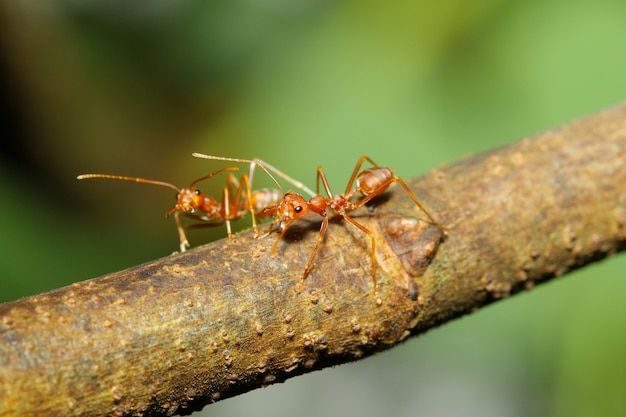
77, 166, 260, 252
262, 155, 447, 304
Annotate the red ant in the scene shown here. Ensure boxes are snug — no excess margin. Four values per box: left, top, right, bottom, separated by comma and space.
261, 156, 447, 304
77, 166, 262, 252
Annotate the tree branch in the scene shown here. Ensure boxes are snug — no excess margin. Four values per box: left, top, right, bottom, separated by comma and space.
1, 104, 626, 417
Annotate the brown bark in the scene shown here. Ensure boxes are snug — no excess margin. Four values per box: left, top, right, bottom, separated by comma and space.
1, 104, 625, 416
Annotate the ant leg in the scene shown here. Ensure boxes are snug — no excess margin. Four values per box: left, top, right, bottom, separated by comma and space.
241, 174, 260, 236
173, 211, 190, 252
316, 166, 334, 198
258, 205, 280, 240
350, 176, 448, 233
269, 216, 296, 254
344, 156, 379, 195
224, 173, 259, 236
221, 184, 233, 238
341, 214, 381, 304
270, 223, 283, 254
393, 178, 448, 233
296, 214, 329, 292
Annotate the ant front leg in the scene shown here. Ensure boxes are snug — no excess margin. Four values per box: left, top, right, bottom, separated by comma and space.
173, 211, 190, 252
296, 213, 329, 292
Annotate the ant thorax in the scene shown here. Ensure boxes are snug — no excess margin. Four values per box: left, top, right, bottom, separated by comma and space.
327, 194, 349, 214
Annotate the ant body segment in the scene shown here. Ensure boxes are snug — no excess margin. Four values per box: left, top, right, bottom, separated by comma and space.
262, 156, 447, 303
77, 166, 259, 252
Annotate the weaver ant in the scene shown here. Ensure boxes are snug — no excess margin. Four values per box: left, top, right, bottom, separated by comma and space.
77, 166, 262, 252
262, 156, 447, 303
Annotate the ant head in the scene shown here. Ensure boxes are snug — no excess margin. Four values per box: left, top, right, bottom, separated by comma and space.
168, 187, 204, 215
271, 192, 309, 232
282, 192, 309, 218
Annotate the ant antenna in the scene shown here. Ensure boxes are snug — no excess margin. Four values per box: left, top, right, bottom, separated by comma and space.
191, 153, 316, 198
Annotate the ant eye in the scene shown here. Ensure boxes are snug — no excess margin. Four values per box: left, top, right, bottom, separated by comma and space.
194, 189, 201, 196
295, 206, 303, 213
175, 193, 180, 200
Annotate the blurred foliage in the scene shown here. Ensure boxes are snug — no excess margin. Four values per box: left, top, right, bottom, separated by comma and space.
0, 0, 625, 416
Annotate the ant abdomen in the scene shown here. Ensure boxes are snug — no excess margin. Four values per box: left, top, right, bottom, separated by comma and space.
356, 167, 394, 196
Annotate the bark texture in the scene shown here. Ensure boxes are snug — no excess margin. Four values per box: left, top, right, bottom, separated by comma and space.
1, 104, 625, 416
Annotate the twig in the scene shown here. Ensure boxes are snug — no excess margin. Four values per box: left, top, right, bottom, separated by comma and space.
1, 104, 625, 417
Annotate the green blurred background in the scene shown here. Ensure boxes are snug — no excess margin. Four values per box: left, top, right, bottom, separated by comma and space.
1, 0, 625, 416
